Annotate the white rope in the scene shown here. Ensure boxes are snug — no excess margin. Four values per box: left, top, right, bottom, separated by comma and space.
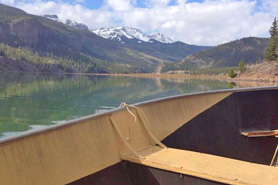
270, 143, 278, 166
119, 102, 151, 140
119, 102, 167, 149
119, 102, 137, 140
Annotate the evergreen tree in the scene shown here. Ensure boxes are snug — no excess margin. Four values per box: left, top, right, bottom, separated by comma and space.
238, 59, 246, 73
228, 69, 236, 78
265, 17, 278, 61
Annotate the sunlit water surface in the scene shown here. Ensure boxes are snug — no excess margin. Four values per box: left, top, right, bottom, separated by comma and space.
0, 72, 236, 139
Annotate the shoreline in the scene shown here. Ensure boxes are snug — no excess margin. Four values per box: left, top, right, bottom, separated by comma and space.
2, 70, 278, 85
79, 73, 278, 84
0, 70, 228, 80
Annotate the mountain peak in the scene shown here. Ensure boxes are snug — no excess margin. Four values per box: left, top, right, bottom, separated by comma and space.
149, 33, 174, 43
92, 27, 174, 43
43, 15, 88, 31
92, 27, 149, 42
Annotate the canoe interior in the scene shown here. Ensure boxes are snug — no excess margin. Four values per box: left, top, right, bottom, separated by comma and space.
70, 89, 278, 185
69, 162, 224, 185
163, 90, 278, 165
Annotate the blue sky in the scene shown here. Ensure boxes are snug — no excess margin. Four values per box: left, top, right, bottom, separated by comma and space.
82, 0, 204, 9
0, 0, 277, 45
37, 0, 265, 11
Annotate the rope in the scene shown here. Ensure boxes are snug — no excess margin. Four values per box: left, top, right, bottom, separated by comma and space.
109, 116, 145, 159
119, 102, 166, 149
270, 143, 278, 166
119, 102, 151, 140
119, 102, 136, 140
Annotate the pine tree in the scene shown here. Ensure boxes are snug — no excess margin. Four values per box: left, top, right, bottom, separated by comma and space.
228, 69, 237, 78
265, 17, 278, 61
238, 59, 246, 73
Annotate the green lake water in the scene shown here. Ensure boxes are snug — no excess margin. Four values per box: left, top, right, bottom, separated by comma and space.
0, 72, 236, 139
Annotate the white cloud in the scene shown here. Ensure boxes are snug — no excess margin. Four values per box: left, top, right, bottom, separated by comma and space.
104, 0, 134, 11
1, 0, 277, 46
0, 0, 14, 5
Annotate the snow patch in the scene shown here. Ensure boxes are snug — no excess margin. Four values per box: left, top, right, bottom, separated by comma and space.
149, 33, 174, 43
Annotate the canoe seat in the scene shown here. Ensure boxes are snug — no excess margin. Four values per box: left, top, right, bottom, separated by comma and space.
121, 146, 278, 185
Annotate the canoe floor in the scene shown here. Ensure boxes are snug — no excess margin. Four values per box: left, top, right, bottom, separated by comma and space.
121, 146, 278, 185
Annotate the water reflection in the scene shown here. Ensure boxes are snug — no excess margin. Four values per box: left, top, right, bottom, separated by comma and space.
0, 72, 233, 139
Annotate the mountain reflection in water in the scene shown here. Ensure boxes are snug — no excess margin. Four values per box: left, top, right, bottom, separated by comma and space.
0, 72, 233, 139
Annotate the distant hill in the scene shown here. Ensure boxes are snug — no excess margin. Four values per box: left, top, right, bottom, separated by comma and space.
162, 37, 269, 73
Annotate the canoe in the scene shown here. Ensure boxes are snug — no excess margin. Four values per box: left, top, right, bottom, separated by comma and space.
0, 86, 278, 185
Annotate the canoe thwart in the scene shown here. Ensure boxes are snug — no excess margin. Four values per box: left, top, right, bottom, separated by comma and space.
121, 146, 278, 185
240, 129, 278, 137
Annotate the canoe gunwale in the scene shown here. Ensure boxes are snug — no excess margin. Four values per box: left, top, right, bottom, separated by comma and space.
0, 86, 277, 145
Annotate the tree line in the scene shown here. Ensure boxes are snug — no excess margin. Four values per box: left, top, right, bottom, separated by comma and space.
0, 43, 145, 74
265, 17, 278, 61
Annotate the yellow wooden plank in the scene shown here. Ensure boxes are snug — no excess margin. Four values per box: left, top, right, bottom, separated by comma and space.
121, 146, 278, 185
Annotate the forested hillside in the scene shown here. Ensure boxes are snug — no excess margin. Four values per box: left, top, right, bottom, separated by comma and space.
0, 43, 136, 73
162, 37, 269, 73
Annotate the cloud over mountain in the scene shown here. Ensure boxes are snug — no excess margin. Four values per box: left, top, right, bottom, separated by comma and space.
0, 0, 277, 46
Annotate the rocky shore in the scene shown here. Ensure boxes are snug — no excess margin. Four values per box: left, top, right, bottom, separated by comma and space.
233, 61, 278, 82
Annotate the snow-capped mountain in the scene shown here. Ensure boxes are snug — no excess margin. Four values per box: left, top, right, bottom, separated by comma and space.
40, 15, 211, 63
149, 33, 174, 44
42, 16, 173, 43
92, 27, 150, 42
43, 15, 88, 31
92, 27, 174, 44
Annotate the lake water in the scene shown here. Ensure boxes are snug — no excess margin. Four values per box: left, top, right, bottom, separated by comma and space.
0, 72, 236, 139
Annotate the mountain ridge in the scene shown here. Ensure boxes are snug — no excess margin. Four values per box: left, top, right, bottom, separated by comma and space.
42, 15, 176, 44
